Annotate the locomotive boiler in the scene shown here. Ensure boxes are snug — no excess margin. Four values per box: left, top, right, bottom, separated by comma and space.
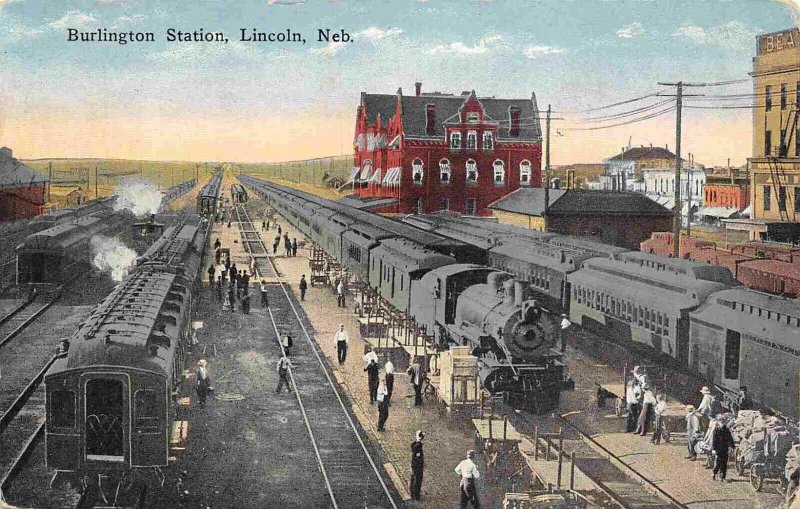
411, 264, 565, 412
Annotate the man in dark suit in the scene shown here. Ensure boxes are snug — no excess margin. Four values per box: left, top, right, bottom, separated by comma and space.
408, 362, 423, 406
365, 358, 380, 404
410, 430, 425, 501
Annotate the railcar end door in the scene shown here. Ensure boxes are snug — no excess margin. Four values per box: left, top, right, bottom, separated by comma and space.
82, 373, 129, 464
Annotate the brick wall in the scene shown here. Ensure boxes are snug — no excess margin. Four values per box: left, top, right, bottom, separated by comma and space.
0, 184, 47, 221
546, 215, 673, 250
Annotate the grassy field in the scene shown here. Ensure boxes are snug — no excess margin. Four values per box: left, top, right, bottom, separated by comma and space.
681, 226, 749, 250
235, 156, 352, 189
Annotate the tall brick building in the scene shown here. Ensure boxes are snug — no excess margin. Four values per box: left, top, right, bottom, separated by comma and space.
0, 147, 48, 222
352, 83, 542, 215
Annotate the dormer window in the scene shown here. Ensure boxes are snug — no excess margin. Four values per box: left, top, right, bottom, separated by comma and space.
439, 159, 451, 184
520, 160, 532, 186
466, 131, 477, 150
412, 159, 424, 185
466, 112, 479, 124
483, 132, 494, 151
426, 104, 436, 135
450, 132, 461, 149
493, 160, 506, 185
509, 107, 520, 137
367, 133, 375, 151
466, 159, 478, 184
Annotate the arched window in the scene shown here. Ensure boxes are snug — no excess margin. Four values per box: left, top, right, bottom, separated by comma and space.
466, 159, 478, 184
483, 132, 494, 151
519, 160, 532, 186
493, 160, 505, 185
439, 159, 451, 184
412, 159, 424, 185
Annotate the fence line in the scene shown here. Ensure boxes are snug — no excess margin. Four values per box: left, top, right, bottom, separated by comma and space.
236, 155, 353, 188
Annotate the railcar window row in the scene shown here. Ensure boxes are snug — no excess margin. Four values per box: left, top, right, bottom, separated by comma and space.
573, 284, 670, 337
718, 298, 800, 327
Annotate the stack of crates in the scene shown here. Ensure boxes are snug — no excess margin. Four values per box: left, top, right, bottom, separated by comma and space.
440, 346, 479, 407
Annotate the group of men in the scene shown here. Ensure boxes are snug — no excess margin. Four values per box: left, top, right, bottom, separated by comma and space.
272, 227, 298, 258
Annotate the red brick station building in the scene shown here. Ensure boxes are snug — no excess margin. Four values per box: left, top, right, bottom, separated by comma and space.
352, 83, 543, 215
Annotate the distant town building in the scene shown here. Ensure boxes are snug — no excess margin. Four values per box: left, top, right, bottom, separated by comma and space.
642, 166, 706, 223
488, 188, 672, 249
352, 83, 542, 215
0, 147, 48, 222
604, 145, 681, 187
737, 27, 800, 241
698, 170, 750, 224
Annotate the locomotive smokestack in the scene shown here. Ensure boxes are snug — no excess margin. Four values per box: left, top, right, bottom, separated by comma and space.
503, 279, 515, 306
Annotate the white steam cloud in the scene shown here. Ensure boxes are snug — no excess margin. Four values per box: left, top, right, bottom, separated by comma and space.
113, 178, 164, 216
91, 235, 137, 282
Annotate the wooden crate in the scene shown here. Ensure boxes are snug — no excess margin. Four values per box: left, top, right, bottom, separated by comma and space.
440, 347, 479, 407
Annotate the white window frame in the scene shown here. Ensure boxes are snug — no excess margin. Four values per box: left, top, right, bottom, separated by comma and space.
466, 112, 479, 124
466, 159, 478, 184
519, 160, 531, 186
466, 131, 477, 150
439, 159, 451, 184
483, 131, 494, 151
465, 198, 477, 215
450, 132, 462, 149
412, 159, 424, 186
493, 160, 506, 185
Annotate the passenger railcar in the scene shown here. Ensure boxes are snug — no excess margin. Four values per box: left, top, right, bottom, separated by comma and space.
197, 171, 222, 217
16, 210, 128, 284
45, 218, 208, 503
230, 183, 248, 204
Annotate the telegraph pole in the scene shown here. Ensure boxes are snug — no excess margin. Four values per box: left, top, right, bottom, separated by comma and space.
544, 104, 551, 214
658, 81, 703, 257
95, 165, 98, 199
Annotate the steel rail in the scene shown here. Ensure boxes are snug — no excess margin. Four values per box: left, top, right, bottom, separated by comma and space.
235, 203, 398, 509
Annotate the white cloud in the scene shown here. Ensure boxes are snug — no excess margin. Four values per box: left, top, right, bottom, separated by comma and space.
1, 22, 43, 42
522, 45, 567, 58
48, 11, 98, 30
616, 22, 644, 39
115, 14, 146, 25
426, 33, 504, 55
356, 27, 402, 42
672, 21, 757, 50
312, 41, 347, 56
267, 0, 307, 4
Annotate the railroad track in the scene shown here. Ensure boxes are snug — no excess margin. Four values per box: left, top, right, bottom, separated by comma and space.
235, 204, 398, 509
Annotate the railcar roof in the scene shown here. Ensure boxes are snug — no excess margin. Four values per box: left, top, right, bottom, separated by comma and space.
56, 271, 179, 374
547, 236, 628, 258
618, 251, 737, 284
371, 238, 454, 271
738, 259, 800, 280
691, 288, 800, 352
490, 241, 589, 273
424, 263, 495, 279
17, 213, 107, 251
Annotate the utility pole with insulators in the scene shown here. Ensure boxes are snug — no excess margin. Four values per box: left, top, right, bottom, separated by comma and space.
544, 104, 551, 215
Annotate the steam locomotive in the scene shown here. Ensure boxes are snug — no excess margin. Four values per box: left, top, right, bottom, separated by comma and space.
239, 176, 567, 412
44, 217, 209, 505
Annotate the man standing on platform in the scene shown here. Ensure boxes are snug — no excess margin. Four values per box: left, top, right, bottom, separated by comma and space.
410, 431, 425, 501
376, 378, 389, 431
337, 279, 346, 308
260, 280, 269, 308
196, 359, 211, 408
292, 238, 298, 257
384, 358, 395, 404
454, 450, 481, 509
408, 362, 423, 407
299, 274, 308, 301
207, 264, 215, 289
365, 356, 380, 404
334, 324, 349, 364
685, 405, 701, 461
559, 313, 571, 352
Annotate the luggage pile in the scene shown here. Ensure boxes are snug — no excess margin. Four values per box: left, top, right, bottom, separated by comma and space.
732, 410, 799, 492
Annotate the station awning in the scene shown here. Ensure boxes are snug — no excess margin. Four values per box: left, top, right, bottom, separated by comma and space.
383, 168, 401, 185
696, 206, 739, 218
740, 205, 752, 218
369, 168, 382, 183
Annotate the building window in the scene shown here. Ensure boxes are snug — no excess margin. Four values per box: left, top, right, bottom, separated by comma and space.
483, 131, 494, 151
367, 133, 375, 151
520, 160, 532, 186
780, 186, 787, 211
426, 104, 436, 135
412, 159, 424, 185
466, 131, 477, 150
764, 185, 771, 211
782, 129, 788, 156
794, 187, 800, 212
509, 107, 520, 136
466, 112, 479, 124
466, 159, 478, 184
465, 198, 476, 215
781, 83, 788, 110
796, 128, 800, 157
439, 159, 451, 184
450, 132, 461, 149
440, 199, 449, 211
493, 160, 505, 185
766, 85, 772, 111
414, 198, 423, 214
765, 130, 772, 156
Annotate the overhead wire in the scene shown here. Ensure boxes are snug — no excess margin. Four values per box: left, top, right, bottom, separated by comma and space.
561, 105, 676, 131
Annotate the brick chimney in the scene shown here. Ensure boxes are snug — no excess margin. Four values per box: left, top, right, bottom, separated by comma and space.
0, 147, 11, 159
415, 82, 422, 96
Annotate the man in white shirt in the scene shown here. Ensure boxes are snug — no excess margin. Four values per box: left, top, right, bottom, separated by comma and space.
625, 380, 641, 432
276, 355, 293, 394
376, 379, 389, 431
652, 393, 669, 445
407, 362, 423, 406
334, 324, 349, 364
559, 314, 571, 352
384, 359, 395, 404
363, 346, 379, 366
454, 450, 481, 508
337, 280, 346, 308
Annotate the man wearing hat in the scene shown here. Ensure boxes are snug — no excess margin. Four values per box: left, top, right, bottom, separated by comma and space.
685, 405, 701, 460
559, 314, 571, 353
196, 360, 211, 407
697, 386, 715, 420
454, 450, 481, 508
712, 413, 734, 481
410, 430, 425, 501
334, 324, 349, 364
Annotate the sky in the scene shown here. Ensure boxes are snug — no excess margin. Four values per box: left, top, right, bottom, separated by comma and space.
0, 0, 797, 166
